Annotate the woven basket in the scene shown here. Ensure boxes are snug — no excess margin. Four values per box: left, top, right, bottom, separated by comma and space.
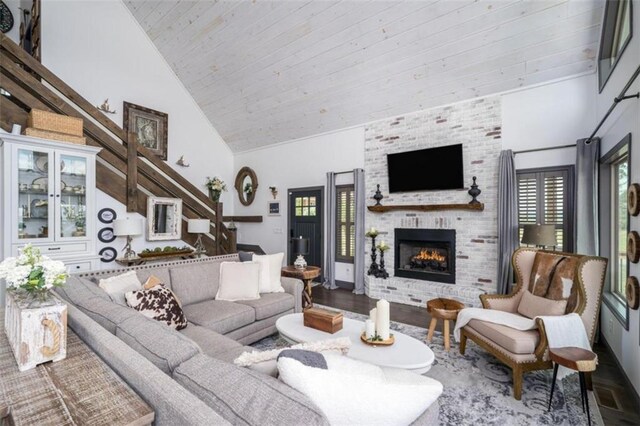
28, 109, 83, 137
25, 128, 87, 145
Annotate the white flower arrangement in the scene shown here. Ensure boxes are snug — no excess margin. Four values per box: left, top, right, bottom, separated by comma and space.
205, 176, 227, 192
0, 244, 68, 295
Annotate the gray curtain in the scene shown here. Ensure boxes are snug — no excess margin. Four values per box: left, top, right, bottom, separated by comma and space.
353, 169, 366, 294
575, 137, 600, 255
323, 172, 338, 289
497, 150, 519, 294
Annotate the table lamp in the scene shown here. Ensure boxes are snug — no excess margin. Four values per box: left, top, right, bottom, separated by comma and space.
113, 218, 143, 260
521, 224, 557, 249
188, 219, 210, 256
292, 236, 309, 270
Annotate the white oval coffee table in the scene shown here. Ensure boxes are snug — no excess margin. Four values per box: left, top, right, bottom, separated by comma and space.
276, 313, 435, 374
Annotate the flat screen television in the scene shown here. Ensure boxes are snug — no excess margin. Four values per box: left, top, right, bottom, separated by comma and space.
387, 144, 464, 193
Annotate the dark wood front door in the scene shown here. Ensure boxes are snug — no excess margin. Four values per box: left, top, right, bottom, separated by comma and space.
288, 187, 323, 280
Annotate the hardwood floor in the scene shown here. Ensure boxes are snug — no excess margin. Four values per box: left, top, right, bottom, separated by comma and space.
312, 286, 640, 425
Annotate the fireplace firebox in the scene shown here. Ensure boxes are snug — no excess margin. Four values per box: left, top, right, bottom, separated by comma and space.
394, 228, 456, 283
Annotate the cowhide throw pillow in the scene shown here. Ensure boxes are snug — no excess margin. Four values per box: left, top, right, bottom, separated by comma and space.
528, 252, 579, 312
125, 284, 188, 330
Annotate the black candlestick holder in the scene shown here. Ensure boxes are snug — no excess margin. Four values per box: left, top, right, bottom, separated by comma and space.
374, 249, 389, 279
367, 235, 379, 276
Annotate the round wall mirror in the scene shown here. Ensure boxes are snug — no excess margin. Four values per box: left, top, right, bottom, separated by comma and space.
235, 166, 258, 206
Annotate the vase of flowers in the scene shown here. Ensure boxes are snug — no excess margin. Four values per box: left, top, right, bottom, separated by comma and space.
205, 176, 227, 202
0, 244, 69, 371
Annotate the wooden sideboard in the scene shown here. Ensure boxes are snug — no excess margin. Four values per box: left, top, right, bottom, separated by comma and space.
0, 309, 154, 425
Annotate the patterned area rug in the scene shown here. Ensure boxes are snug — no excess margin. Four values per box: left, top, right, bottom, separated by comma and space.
251, 307, 603, 426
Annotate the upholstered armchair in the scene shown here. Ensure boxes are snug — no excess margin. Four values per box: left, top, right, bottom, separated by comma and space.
459, 248, 607, 400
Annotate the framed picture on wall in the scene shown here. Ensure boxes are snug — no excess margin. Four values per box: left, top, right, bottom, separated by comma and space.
268, 201, 280, 216
123, 101, 168, 160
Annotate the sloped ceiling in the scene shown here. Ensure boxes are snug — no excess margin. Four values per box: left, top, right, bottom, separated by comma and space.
125, 0, 602, 152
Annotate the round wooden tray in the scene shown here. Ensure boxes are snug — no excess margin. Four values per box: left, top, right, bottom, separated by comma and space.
360, 332, 395, 346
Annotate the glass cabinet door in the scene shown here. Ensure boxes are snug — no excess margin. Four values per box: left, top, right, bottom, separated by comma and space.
57, 153, 88, 239
16, 147, 54, 241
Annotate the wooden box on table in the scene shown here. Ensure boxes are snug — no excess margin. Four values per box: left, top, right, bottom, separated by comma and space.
303, 307, 343, 333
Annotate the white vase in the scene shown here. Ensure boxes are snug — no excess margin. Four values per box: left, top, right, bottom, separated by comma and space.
4, 290, 67, 371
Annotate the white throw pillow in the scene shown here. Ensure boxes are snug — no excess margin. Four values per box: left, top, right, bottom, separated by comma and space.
216, 261, 261, 301
278, 353, 442, 426
252, 253, 285, 293
98, 271, 142, 305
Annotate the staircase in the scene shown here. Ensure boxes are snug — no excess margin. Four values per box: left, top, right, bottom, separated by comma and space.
0, 34, 236, 255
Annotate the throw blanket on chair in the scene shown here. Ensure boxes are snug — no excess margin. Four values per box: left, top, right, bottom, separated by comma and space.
453, 308, 592, 379
453, 308, 537, 341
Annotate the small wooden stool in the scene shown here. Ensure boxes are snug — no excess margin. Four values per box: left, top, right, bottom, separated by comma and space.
426, 298, 465, 351
548, 347, 597, 426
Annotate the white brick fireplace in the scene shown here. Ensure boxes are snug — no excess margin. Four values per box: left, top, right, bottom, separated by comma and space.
364, 97, 502, 308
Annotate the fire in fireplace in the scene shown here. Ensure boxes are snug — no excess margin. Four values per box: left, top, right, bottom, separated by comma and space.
394, 229, 456, 284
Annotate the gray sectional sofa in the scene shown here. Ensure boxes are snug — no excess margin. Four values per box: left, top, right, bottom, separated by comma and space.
55, 254, 439, 425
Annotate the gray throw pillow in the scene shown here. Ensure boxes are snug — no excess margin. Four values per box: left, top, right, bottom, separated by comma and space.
238, 251, 254, 262
277, 349, 327, 369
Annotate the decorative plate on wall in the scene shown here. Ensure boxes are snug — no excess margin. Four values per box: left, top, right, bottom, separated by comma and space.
628, 183, 640, 216
627, 276, 639, 310
98, 208, 117, 224
99, 247, 117, 263
0, 2, 14, 34
628, 231, 640, 264
98, 227, 116, 243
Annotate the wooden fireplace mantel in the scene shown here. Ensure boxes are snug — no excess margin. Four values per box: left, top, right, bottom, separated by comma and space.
367, 203, 484, 213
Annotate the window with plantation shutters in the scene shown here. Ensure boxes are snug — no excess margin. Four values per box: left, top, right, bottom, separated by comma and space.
336, 185, 355, 262
517, 166, 574, 252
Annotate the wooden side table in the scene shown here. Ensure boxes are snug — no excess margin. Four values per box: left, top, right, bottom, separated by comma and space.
548, 347, 597, 426
281, 266, 321, 309
0, 309, 154, 426
426, 298, 465, 351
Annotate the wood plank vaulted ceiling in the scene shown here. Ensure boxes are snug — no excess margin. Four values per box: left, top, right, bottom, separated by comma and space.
125, 0, 603, 152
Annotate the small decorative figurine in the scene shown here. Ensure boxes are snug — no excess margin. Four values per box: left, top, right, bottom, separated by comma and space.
269, 186, 278, 199
97, 99, 116, 114
468, 176, 481, 205
176, 155, 190, 167
373, 184, 384, 206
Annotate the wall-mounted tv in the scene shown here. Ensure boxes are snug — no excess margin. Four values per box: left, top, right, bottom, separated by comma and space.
387, 144, 464, 193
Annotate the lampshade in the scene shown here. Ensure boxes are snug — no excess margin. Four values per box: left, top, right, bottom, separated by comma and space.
521, 224, 557, 247
188, 219, 210, 233
113, 218, 143, 236
292, 236, 309, 255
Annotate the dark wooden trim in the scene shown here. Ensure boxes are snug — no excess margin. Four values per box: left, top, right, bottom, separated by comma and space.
126, 131, 138, 213
222, 216, 263, 223
368, 203, 484, 213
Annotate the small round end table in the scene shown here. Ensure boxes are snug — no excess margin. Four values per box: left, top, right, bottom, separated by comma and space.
426, 298, 465, 351
548, 346, 597, 426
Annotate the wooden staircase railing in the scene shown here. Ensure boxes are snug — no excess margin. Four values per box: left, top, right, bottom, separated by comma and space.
0, 34, 236, 255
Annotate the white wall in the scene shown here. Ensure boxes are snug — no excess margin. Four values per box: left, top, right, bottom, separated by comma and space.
233, 126, 365, 283
596, 0, 640, 398
502, 74, 597, 170
40, 0, 235, 209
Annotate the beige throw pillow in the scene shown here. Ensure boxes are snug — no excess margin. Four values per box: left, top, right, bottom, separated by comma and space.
99, 271, 142, 305
216, 261, 261, 301
517, 290, 568, 319
252, 253, 285, 293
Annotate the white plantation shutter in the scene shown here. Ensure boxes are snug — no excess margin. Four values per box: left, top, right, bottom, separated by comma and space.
517, 167, 574, 251
336, 185, 355, 261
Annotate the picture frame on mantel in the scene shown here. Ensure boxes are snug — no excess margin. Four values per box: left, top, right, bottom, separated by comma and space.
123, 101, 168, 160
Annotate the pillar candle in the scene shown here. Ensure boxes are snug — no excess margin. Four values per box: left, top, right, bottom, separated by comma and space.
369, 308, 377, 325
376, 299, 390, 340
365, 319, 375, 339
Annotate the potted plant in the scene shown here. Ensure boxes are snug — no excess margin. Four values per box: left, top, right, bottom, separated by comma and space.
244, 182, 253, 196
205, 176, 227, 203
74, 212, 86, 236
0, 244, 69, 370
